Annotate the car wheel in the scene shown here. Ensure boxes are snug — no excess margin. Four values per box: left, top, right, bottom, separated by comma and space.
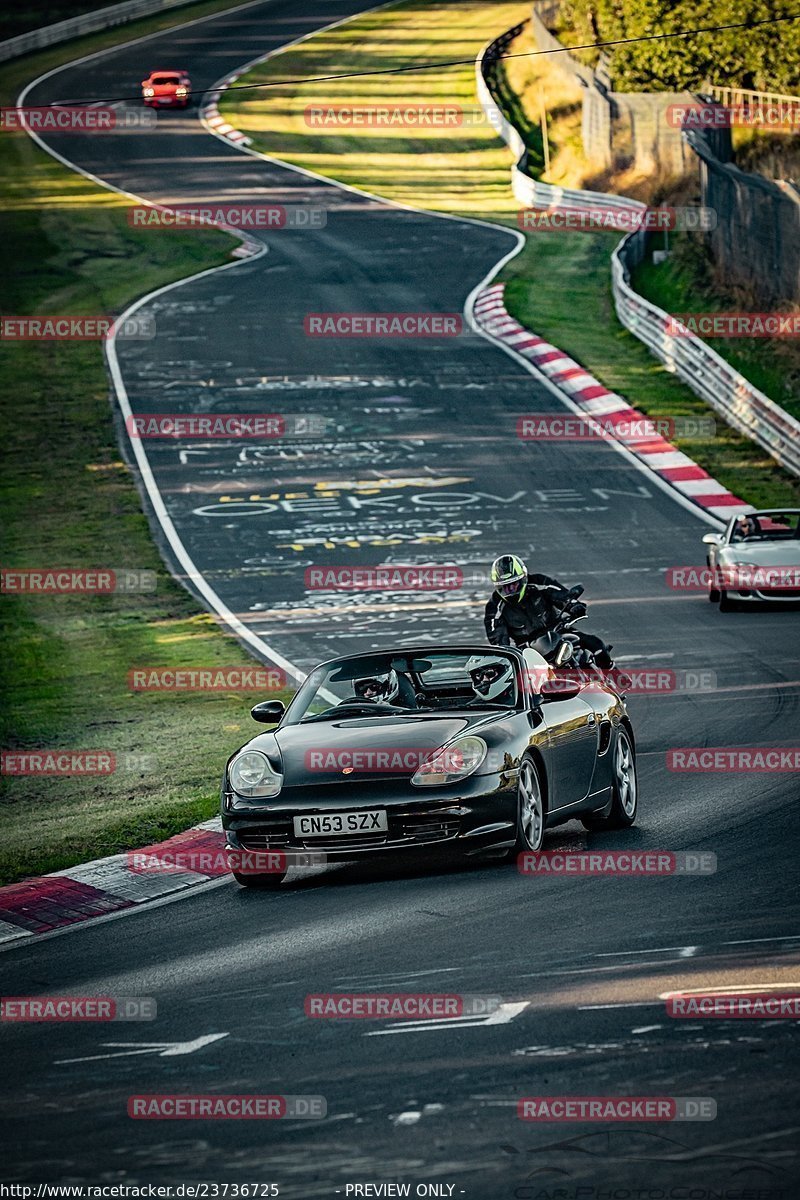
582, 728, 637, 830
515, 758, 545, 852
707, 561, 720, 603
231, 870, 287, 888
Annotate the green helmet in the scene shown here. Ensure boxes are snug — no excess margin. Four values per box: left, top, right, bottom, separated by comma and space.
491, 554, 528, 600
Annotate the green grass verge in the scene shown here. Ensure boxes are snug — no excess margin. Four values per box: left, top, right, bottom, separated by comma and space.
631, 237, 800, 422
0, 0, 291, 886
221, 0, 800, 511
220, 0, 527, 218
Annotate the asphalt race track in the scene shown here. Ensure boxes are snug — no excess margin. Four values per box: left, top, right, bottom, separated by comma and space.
5, 0, 800, 1194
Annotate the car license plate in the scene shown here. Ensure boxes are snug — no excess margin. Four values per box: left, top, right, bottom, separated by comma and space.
293, 810, 388, 837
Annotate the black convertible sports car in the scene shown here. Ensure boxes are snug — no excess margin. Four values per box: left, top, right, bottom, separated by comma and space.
221, 644, 637, 886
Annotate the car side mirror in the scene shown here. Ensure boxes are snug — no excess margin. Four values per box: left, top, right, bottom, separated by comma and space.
251, 700, 285, 723
702, 532, 723, 545
540, 678, 582, 702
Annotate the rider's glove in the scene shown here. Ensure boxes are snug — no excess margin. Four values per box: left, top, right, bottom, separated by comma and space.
572, 602, 587, 617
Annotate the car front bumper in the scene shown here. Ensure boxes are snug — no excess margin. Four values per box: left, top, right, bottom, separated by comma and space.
724, 586, 800, 602
222, 774, 518, 861
143, 96, 188, 107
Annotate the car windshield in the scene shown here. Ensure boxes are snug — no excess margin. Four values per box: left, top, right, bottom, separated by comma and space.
152, 76, 181, 85
284, 651, 520, 724
730, 511, 800, 543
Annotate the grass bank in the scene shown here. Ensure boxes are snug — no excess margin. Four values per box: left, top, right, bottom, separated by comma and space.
221, 0, 800, 510
0, 0, 291, 886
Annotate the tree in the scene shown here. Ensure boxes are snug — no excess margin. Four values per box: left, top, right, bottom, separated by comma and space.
555, 0, 800, 92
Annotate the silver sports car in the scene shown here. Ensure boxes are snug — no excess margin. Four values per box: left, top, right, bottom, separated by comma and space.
702, 509, 800, 609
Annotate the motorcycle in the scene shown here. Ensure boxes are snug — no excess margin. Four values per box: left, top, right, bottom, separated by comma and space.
519, 585, 630, 694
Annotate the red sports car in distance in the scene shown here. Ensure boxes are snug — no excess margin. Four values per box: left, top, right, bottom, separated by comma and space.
141, 69, 191, 108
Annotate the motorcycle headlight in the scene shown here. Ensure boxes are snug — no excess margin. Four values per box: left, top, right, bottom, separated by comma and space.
555, 639, 574, 666
229, 750, 282, 798
411, 736, 487, 787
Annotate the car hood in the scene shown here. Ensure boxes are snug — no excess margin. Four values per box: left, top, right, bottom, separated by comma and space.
722, 542, 800, 566
269, 712, 499, 784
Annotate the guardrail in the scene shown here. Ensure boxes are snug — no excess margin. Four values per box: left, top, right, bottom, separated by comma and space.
0, 0, 201, 63
476, 27, 800, 479
709, 84, 800, 113
477, 30, 647, 215
612, 233, 800, 478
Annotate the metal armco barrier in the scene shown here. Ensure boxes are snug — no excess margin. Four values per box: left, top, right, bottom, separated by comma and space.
476, 27, 800, 479
0, 0, 203, 63
612, 232, 800, 478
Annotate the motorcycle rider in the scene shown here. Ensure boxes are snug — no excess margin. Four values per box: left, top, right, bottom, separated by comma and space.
483, 553, 614, 669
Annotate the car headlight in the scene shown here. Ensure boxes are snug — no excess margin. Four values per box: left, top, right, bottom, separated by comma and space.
229, 750, 282, 798
411, 736, 487, 787
176, 86, 188, 96
143, 87, 155, 97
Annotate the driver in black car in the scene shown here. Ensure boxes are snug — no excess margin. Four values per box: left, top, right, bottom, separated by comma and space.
484, 553, 613, 669
352, 668, 417, 708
